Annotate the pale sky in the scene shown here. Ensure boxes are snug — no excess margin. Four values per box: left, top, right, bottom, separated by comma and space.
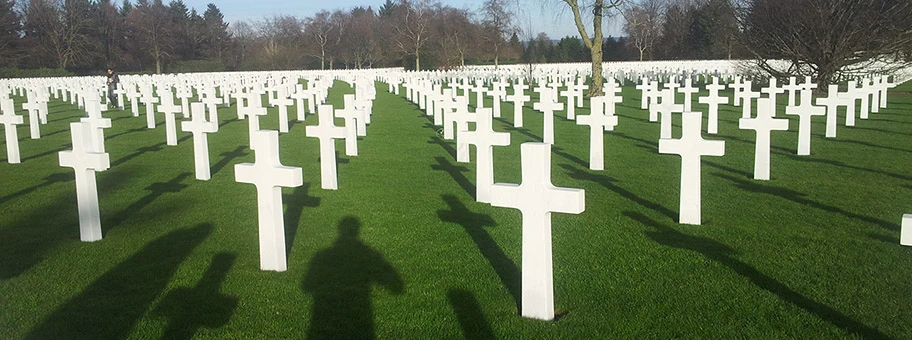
176, 0, 625, 40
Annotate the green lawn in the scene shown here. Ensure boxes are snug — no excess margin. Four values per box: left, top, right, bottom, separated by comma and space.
1, 79, 910, 339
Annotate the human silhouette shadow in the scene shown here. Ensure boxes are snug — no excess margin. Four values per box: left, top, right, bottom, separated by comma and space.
447, 289, 496, 340
431, 156, 476, 200
302, 217, 404, 340
151, 252, 238, 340
625, 211, 890, 339
283, 183, 321, 256
25, 224, 212, 340
437, 195, 520, 311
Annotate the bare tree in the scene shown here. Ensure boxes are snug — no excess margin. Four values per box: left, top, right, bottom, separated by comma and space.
558, 0, 624, 96
390, 0, 436, 70
22, 0, 94, 69
738, 0, 912, 87
128, 0, 172, 73
481, 0, 514, 68
303, 11, 334, 70
623, 0, 663, 61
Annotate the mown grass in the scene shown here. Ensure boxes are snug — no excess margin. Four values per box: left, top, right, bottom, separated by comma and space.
1, 78, 910, 339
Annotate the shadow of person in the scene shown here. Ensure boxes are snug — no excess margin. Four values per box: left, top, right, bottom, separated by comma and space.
302, 217, 404, 339
151, 253, 238, 340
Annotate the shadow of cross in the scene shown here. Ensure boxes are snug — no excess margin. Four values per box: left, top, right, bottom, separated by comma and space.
447, 289, 496, 340
0, 172, 72, 204
210, 146, 248, 177
431, 157, 475, 200
151, 253, 239, 340
427, 135, 457, 159
110, 142, 167, 167
437, 194, 520, 311
283, 183, 321, 257
104, 172, 192, 232
623, 211, 890, 339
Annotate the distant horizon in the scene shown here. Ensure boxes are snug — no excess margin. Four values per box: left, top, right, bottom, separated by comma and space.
173, 0, 624, 41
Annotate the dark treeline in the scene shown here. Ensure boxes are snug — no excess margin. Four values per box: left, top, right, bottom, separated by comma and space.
0, 0, 692, 76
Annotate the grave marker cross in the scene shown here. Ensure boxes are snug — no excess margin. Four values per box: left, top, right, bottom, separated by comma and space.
658, 111, 725, 225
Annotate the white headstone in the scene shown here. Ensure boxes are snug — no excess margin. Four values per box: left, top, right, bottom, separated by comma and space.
59, 122, 110, 242
739, 98, 789, 180
306, 105, 346, 190
0, 96, 22, 163
181, 103, 219, 180
532, 86, 562, 144
335, 94, 361, 157
901, 214, 912, 246
157, 88, 183, 146
504, 79, 530, 128
489, 142, 585, 321
698, 77, 729, 134
576, 96, 618, 171
785, 89, 825, 156
658, 111, 725, 225
655, 89, 683, 139
235, 130, 303, 272
459, 108, 510, 203
816, 84, 842, 138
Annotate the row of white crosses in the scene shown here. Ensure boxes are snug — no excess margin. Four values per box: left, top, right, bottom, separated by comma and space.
402, 77, 588, 321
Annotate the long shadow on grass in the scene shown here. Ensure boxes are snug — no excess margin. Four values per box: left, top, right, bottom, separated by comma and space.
438, 195, 520, 311
25, 223, 212, 340
284, 183, 321, 256
302, 216, 404, 339
150, 252, 238, 340
625, 211, 890, 339
562, 164, 677, 221
712, 173, 899, 232
0, 172, 72, 204
105, 127, 146, 141
827, 137, 912, 154
110, 142, 167, 167
770, 150, 912, 181
431, 157, 475, 200
448, 289, 496, 340
102, 172, 193, 234
19, 143, 72, 162
427, 136, 457, 159
0, 167, 130, 279
211, 146, 249, 177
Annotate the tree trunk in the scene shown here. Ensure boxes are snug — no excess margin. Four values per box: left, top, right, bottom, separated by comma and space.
590, 40, 603, 97
415, 50, 420, 70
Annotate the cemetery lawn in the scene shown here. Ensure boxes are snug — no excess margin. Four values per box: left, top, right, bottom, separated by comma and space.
1, 79, 911, 339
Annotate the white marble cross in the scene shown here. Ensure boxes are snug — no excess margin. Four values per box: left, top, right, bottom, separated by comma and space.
560, 84, 579, 120
785, 89, 825, 156
783, 76, 801, 107
678, 78, 698, 112
489, 142, 585, 321
273, 86, 294, 133
240, 91, 269, 144
59, 122, 111, 242
504, 79, 530, 128
815, 84, 842, 138
235, 130, 303, 272
636, 77, 651, 109
760, 78, 785, 117
489, 80, 507, 118
200, 89, 223, 124
655, 89, 683, 139
335, 94, 361, 157
532, 86, 562, 144
739, 81, 761, 118
698, 77, 729, 134
22, 97, 41, 139
0, 96, 22, 163
80, 97, 112, 153
576, 96, 618, 171
838, 80, 858, 127
459, 108, 510, 203
140, 86, 159, 128
291, 84, 310, 121
182, 103, 219, 180
176, 86, 193, 118
306, 105, 346, 190
740, 98, 789, 180
157, 88, 183, 146
659, 111, 725, 225
902, 214, 912, 246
